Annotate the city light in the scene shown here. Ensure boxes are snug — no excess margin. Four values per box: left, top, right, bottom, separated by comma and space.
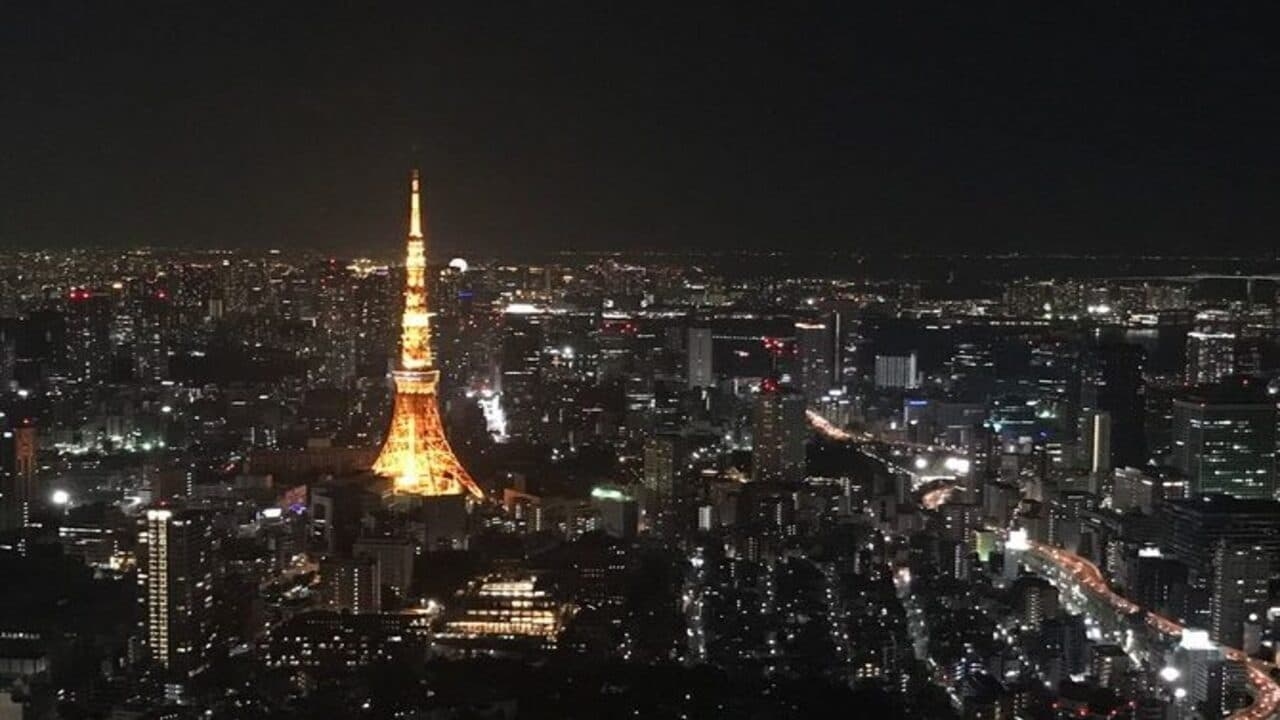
590, 487, 629, 501
4, 24, 1274, 717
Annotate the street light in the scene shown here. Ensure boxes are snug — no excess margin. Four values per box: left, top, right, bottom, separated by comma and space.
50, 489, 71, 506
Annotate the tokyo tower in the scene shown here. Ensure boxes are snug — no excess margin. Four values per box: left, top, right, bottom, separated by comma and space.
371, 171, 484, 499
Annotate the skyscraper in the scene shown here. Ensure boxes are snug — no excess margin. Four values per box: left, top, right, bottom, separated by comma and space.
643, 434, 683, 532
372, 171, 482, 498
752, 386, 807, 482
1171, 386, 1276, 499
64, 289, 113, 383
1079, 410, 1111, 475
686, 326, 713, 389
794, 320, 833, 400
1185, 331, 1236, 386
1016, 576, 1058, 630
320, 555, 382, 613
139, 509, 216, 680
1210, 542, 1268, 649
499, 310, 544, 442
0, 420, 36, 532
874, 353, 918, 390
1080, 343, 1145, 469
1161, 496, 1280, 573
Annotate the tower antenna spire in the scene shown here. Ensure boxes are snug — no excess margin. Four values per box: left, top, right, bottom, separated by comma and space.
409, 169, 423, 239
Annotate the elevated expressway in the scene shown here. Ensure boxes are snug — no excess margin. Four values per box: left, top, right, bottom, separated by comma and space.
806, 407, 1280, 717
1023, 541, 1280, 720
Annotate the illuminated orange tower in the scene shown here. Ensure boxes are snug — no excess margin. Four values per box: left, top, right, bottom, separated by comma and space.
372, 171, 483, 498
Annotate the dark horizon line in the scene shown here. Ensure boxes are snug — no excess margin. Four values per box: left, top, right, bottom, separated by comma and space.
3, 244, 1279, 264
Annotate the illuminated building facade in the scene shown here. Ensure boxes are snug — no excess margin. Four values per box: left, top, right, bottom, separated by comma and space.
751, 386, 806, 482
1185, 330, 1235, 386
1171, 392, 1275, 499
261, 611, 430, 672
0, 421, 36, 532
139, 509, 216, 680
642, 433, 682, 531
686, 326, 713, 389
793, 320, 833, 400
319, 555, 382, 613
371, 171, 483, 498
1209, 542, 1268, 649
874, 352, 918, 390
437, 575, 572, 654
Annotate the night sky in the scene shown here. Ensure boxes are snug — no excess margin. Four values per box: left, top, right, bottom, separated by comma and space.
3, 3, 1278, 257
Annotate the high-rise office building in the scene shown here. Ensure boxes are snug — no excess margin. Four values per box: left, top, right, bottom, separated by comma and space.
132, 294, 172, 383
1161, 496, 1280, 575
353, 536, 415, 600
751, 386, 807, 482
0, 421, 36, 532
1171, 630, 1225, 706
1089, 644, 1130, 689
139, 509, 217, 680
320, 555, 382, 613
642, 434, 683, 531
1016, 576, 1058, 630
64, 290, 113, 382
1080, 343, 1145, 469
1110, 467, 1185, 514
500, 311, 544, 442
1185, 331, 1236, 386
1171, 387, 1276, 499
794, 320, 833, 400
1131, 553, 1189, 622
874, 353, 919, 390
686, 326, 713, 389
1079, 410, 1111, 475
1210, 542, 1269, 650
1047, 491, 1095, 554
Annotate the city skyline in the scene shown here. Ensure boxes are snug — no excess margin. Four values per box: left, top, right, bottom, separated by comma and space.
8, 5, 1280, 720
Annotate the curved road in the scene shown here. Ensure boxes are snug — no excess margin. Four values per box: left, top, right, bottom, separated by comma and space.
1030, 541, 1280, 720
806, 409, 1280, 718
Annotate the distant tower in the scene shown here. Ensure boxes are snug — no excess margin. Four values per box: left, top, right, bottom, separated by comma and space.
372, 171, 483, 498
